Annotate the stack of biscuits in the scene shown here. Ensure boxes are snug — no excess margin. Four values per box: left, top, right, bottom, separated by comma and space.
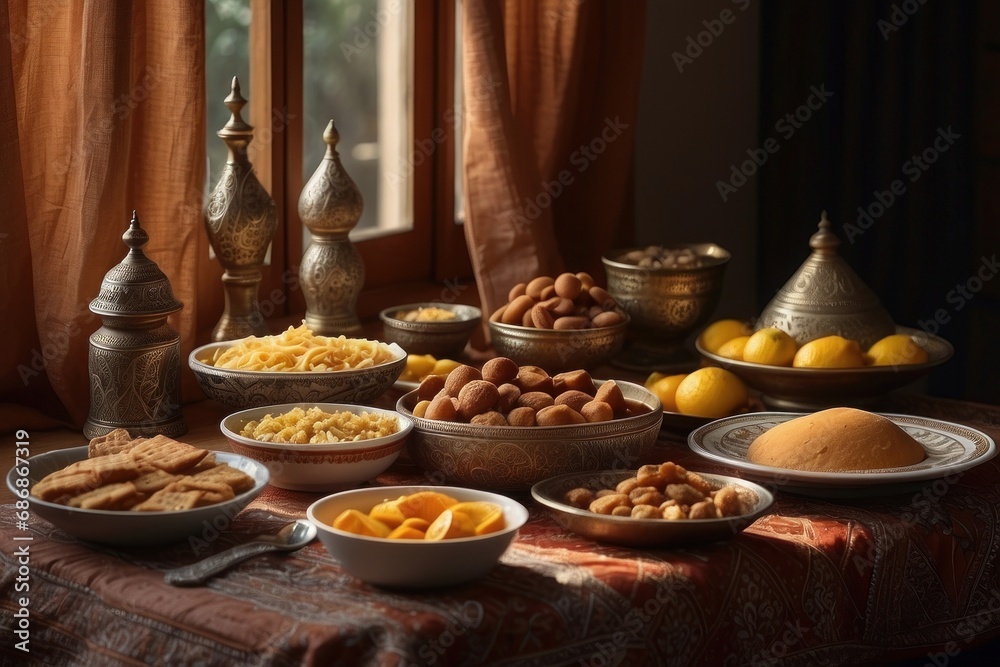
31, 429, 256, 511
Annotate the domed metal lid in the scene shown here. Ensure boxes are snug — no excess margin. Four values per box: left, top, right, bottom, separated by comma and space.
90, 211, 183, 317
755, 211, 895, 348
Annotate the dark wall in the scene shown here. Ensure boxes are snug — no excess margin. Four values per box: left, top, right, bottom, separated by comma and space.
758, 0, 996, 404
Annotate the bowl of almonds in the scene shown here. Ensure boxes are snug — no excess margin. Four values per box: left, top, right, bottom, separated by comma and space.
487, 272, 629, 371
395, 358, 662, 491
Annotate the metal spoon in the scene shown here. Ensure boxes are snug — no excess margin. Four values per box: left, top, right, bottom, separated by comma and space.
164, 519, 317, 587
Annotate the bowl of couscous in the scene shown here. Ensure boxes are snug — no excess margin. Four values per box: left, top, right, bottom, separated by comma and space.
220, 403, 413, 491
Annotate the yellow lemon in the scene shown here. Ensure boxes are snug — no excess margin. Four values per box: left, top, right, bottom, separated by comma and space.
650, 374, 688, 412
792, 335, 866, 368
401, 354, 437, 382
716, 335, 751, 361
866, 334, 930, 366
742, 327, 798, 366
697, 319, 752, 354
429, 358, 462, 377
674, 367, 748, 418
644, 371, 668, 389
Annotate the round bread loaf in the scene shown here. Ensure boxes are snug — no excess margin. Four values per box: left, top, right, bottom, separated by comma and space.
746, 407, 926, 472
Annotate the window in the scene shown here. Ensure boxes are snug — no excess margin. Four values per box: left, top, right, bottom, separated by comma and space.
205, 0, 470, 323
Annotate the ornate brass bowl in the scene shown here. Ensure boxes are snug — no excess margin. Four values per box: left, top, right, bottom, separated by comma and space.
488, 317, 628, 372
602, 244, 730, 368
379, 303, 481, 359
697, 326, 954, 411
395, 380, 662, 492
189, 341, 406, 409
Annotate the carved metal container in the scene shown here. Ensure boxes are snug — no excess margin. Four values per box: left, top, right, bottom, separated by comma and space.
396, 380, 661, 492
84, 212, 187, 439
298, 120, 365, 335
755, 212, 895, 348
487, 317, 629, 372
204, 76, 278, 341
602, 243, 730, 369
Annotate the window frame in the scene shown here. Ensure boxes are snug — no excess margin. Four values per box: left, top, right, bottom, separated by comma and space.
246, 0, 472, 324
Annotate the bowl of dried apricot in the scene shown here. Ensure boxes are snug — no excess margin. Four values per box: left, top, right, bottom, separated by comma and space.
531, 461, 774, 547
306, 485, 529, 588
395, 358, 663, 491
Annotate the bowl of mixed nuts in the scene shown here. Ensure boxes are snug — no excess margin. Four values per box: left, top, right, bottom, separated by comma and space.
602, 244, 731, 368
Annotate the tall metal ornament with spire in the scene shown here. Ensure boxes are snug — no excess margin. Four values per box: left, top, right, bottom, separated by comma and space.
298, 120, 365, 335
204, 76, 278, 341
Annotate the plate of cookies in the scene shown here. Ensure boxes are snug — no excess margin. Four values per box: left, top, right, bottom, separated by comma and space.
530, 462, 774, 547
9, 429, 269, 546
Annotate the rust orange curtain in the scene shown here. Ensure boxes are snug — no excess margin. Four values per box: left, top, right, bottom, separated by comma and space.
461, 0, 645, 324
0, 1, 208, 432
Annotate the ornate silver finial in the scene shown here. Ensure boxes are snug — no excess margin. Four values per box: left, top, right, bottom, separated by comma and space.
203, 76, 278, 341
298, 119, 365, 335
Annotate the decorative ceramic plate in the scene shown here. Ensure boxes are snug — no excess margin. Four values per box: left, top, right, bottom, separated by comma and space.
531, 470, 774, 547
687, 412, 996, 497
10, 446, 268, 546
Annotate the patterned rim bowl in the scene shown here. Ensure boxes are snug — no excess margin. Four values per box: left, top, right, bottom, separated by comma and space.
379, 302, 482, 358
487, 317, 629, 372
220, 403, 414, 492
189, 340, 407, 409
395, 380, 663, 492
696, 326, 954, 411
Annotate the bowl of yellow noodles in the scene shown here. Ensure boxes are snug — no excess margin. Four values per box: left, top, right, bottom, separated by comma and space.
189, 324, 407, 408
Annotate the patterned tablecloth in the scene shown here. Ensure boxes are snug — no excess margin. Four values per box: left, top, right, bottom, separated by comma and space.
3, 394, 1000, 666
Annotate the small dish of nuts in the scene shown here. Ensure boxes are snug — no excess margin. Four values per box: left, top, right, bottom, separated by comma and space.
531, 463, 774, 547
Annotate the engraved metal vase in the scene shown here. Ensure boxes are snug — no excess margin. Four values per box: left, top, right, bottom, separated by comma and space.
755, 211, 896, 348
204, 76, 278, 341
298, 120, 365, 335
84, 212, 187, 439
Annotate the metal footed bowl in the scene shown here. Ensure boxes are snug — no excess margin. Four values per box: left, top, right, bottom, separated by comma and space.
697, 326, 954, 411
396, 380, 663, 491
602, 244, 729, 370
379, 303, 482, 358
488, 317, 628, 373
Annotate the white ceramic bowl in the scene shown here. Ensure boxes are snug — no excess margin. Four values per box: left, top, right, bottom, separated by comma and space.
221, 403, 414, 492
306, 485, 528, 588
189, 340, 407, 409
9, 446, 268, 547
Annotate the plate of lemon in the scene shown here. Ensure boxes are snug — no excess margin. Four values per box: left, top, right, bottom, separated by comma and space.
693, 319, 953, 411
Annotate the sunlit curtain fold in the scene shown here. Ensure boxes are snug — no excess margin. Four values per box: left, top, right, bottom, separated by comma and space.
0, 1, 206, 432
461, 0, 645, 323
